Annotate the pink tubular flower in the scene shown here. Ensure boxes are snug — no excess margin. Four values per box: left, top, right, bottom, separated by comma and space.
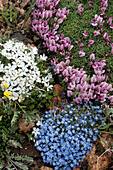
94, 30, 100, 36
89, 40, 94, 45
100, 7, 106, 15
109, 96, 113, 104
110, 24, 113, 29
88, 1, 93, 7
67, 90, 73, 97
111, 43, 113, 48
78, 4, 84, 15
107, 17, 112, 25
82, 31, 88, 39
90, 53, 95, 60
103, 32, 108, 39
79, 50, 85, 57
80, 43, 84, 47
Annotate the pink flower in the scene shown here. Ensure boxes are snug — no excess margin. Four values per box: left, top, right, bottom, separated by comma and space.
111, 48, 113, 55
75, 41, 79, 46
99, 20, 105, 28
91, 75, 97, 83
89, 40, 94, 44
100, 7, 106, 15
107, 17, 112, 25
110, 24, 113, 29
62, 69, 68, 76
79, 50, 85, 57
103, 32, 108, 39
96, 15, 103, 23
109, 96, 113, 104
107, 35, 111, 42
63, 77, 68, 82
58, 18, 63, 24
68, 45, 73, 51
82, 31, 88, 38
94, 30, 100, 36
90, 53, 95, 60
89, 3, 93, 7
80, 43, 84, 47
67, 90, 73, 97
111, 43, 113, 48
78, 4, 84, 15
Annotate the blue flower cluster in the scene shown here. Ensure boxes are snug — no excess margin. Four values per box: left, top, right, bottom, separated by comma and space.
33, 102, 105, 169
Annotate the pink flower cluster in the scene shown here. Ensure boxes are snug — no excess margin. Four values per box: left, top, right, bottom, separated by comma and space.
100, 0, 108, 15
31, 0, 73, 59
31, 0, 113, 105
53, 57, 113, 104
91, 14, 103, 26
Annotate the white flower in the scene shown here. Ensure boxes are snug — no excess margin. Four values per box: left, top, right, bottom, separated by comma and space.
40, 54, 47, 60
32, 127, 40, 137
45, 82, 53, 91
36, 121, 43, 126
47, 73, 52, 79
0, 39, 53, 102
10, 91, 19, 101
42, 76, 50, 86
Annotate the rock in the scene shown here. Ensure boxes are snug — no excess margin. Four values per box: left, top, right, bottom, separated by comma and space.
19, 118, 35, 133
95, 143, 105, 156
11, 32, 33, 43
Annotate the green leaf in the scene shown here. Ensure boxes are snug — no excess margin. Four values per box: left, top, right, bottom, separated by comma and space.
99, 131, 113, 135
99, 123, 113, 130
98, 108, 113, 129
98, 135, 108, 147
0, 161, 4, 169
11, 112, 19, 127
22, 0, 36, 28
13, 161, 28, 170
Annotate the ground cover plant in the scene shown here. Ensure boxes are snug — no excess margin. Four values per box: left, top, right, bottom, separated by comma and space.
0, 38, 54, 168
33, 102, 107, 169
0, 0, 113, 169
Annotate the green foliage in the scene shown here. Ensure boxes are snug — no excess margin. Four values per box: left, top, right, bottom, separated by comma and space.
0, 153, 33, 170
0, 0, 36, 33
1, 4, 18, 28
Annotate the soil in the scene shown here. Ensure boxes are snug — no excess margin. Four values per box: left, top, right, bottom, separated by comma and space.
0, 0, 113, 169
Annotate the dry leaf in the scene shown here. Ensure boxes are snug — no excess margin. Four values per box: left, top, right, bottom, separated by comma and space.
53, 84, 64, 95
40, 166, 53, 170
19, 118, 35, 133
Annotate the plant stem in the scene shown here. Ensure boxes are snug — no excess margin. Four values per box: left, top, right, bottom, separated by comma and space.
16, 101, 26, 114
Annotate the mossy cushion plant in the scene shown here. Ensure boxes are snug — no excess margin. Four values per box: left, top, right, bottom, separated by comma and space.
55, 0, 113, 83
31, 0, 113, 84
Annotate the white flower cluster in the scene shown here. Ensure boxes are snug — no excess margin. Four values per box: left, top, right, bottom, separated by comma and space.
0, 39, 53, 102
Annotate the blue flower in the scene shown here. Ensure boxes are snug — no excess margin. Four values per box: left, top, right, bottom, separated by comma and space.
33, 102, 106, 169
